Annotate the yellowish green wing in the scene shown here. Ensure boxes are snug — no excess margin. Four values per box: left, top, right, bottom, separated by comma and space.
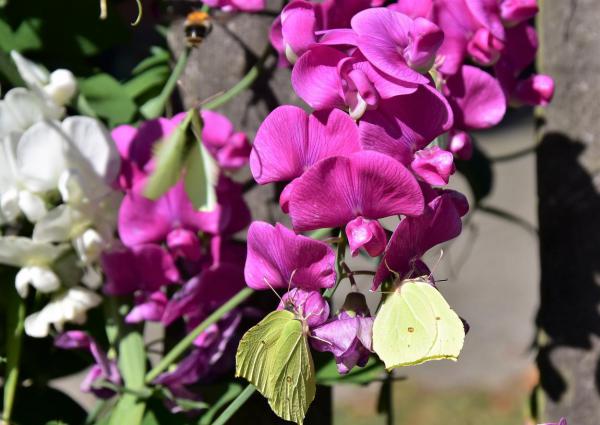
268, 319, 316, 425
235, 310, 294, 399
373, 279, 465, 370
412, 281, 465, 361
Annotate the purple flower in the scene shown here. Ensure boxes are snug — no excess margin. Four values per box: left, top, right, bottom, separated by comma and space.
162, 262, 246, 325
513, 74, 554, 107
448, 130, 473, 160
443, 65, 506, 130
102, 244, 179, 295
118, 178, 250, 246
311, 292, 373, 374
411, 146, 456, 186
277, 288, 330, 328
373, 189, 468, 289
202, 0, 265, 12
201, 110, 251, 170
244, 221, 336, 291
466, 27, 504, 66
358, 84, 454, 164
351, 8, 443, 81
250, 106, 360, 184
288, 151, 424, 232
166, 228, 202, 262
345, 216, 387, 257
292, 46, 418, 119
500, 0, 538, 26
55, 331, 121, 399
125, 291, 167, 323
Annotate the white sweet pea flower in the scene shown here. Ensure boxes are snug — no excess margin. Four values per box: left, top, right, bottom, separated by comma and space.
73, 228, 105, 264
10, 51, 77, 107
23, 287, 101, 338
0, 236, 68, 297
0, 88, 63, 138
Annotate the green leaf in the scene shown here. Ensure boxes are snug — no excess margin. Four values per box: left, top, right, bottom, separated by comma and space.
143, 111, 194, 200
132, 47, 170, 75
108, 330, 147, 425
124, 66, 170, 100
455, 139, 493, 204
316, 356, 385, 386
78, 74, 136, 126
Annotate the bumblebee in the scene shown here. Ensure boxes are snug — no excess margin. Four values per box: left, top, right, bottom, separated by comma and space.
184, 11, 212, 47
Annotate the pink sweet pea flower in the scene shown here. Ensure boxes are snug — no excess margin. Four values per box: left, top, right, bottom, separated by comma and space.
250, 106, 361, 184
346, 217, 387, 257
389, 0, 433, 19
277, 288, 330, 328
125, 291, 168, 323
351, 8, 443, 81
500, 0, 538, 26
202, 0, 265, 12
102, 244, 179, 295
448, 130, 473, 160
513, 74, 554, 107
118, 178, 250, 247
55, 331, 121, 399
244, 221, 336, 291
311, 292, 374, 374
166, 228, 202, 262
201, 110, 251, 170
467, 27, 505, 66
443, 65, 507, 130
358, 84, 454, 164
411, 146, 456, 186
288, 151, 424, 232
292, 46, 418, 119
373, 190, 468, 289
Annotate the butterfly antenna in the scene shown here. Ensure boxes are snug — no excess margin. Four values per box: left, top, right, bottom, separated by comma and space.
288, 269, 297, 294
428, 249, 445, 281
384, 258, 400, 280
263, 277, 283, 304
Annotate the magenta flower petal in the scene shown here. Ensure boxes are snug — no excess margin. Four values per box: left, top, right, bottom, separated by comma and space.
351, 8, 432, 83
465, 0, 505, 40
319, 0, 371, 29
405, 17, 445, 71
502, 23, 538, 74
166, 228, 202, 261
411, 146, 456, 186
55, 331, 92, 350
277, 288, 330, 328
444, 65, 506, 130
373, 190, 466, 289
281, 1, 318, 63
500, 0, 538, 26
514, 74, 554, 107
291, 46, 347, 111
102, 244, 179, 295
449, 130, 473, 160
244, 221, 336, 291
359, 84, 454, 164
345, 216, 387, 257
250, 106, 360, 184
125, 291, 168, 324
317, 29, 359, 47
466, 27, 504, 66
289, 151, 424, 231
389, 0, 433, 19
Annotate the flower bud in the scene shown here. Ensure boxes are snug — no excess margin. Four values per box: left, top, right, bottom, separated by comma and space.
339, 292, 371, 318
467, 28, 504, 66
74, 228, 105, 264
405, 18, 444, 72
1, 188, 21, 223
166, 228, 202, 261
345, 216, 387, 257
15, 265, 61, 298
449, 131, 473, 160
44, 69, 78, 106
501, 0, 538, 27
18, 190, 47, 222
411, 146, 455, 186
514, 74, 554, 106
278, 288, 330, 328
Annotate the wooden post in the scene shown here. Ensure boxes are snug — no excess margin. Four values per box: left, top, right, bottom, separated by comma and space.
537, 0, 600, 423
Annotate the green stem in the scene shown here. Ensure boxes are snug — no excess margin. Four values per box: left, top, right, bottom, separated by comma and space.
323, 230, 347, 299
386, 372, 394, 425
145, 287, 254, 383
203, 45, 273, 110
85, 400, 108, 425
140, 48, 191, 119
309, 228, 332, 240
2, 286, 26, 423
212, 385, 256, 425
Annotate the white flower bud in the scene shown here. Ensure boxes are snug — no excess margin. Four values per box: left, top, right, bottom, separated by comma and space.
44, 69, 77, 106
74, 228, 104, 264
18, 190, 47, 222
1, 188, 20, 223
15, 265, 60, 298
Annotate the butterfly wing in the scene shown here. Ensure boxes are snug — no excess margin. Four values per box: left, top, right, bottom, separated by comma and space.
268, 319, 316, 425
373, 280, 438, 369
412, 280, 465, 361
235, 310, 295, 399
373, 278, 465, 369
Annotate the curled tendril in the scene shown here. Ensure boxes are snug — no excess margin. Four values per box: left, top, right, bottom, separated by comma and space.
131, 0, 143, 26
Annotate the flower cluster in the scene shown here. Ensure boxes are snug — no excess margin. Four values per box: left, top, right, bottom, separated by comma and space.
93, 110, 253, 406
243, 0, 550, 375
0, 52, 120, 338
